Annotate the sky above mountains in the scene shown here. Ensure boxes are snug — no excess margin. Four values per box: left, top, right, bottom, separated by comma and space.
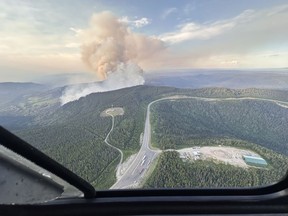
0, 0, 288, 82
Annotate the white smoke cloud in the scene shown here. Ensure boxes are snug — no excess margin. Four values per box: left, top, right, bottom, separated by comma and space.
60, 11, 165, 105
60, 62, 144, 105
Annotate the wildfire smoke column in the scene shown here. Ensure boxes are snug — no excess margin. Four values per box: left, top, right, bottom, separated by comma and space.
60, 11, 165, 105
81, 11, 165, 81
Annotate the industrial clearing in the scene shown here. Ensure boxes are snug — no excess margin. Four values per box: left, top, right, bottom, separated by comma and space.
177, 146, 267, 168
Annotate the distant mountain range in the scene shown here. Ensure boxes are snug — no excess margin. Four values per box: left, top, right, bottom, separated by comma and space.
2, 69, 288, 109
145, 69, 288, 89
0, 82, 48, 106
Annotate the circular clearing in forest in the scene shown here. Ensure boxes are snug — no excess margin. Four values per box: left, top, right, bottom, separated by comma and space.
101, 107, 125, 117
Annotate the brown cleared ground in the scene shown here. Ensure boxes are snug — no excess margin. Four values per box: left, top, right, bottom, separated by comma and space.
101, 107, 125, 117
177, 146, 263, 168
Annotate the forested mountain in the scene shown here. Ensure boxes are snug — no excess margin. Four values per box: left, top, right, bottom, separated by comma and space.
147, 96, 288, 188
150, 98, 288, 154
9, 86, 176, 188
1, 85, 288, 189
0, 85, 62, 130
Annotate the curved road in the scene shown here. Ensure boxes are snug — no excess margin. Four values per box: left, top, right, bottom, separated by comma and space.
104, 112, 123, 171
110, 96, 288, 189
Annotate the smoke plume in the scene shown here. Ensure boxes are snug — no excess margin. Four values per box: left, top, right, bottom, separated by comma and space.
60, 62, 144, 104
61, 11, 165, 105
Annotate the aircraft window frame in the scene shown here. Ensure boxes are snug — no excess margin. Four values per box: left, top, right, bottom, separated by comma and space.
1, 125, 288, 197
1, 125, 288, 215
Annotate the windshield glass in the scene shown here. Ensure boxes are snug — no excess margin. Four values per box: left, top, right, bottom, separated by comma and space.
1, 0, 288, 197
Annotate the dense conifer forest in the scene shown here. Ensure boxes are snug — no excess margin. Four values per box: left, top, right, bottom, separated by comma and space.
1, 85, 288, 188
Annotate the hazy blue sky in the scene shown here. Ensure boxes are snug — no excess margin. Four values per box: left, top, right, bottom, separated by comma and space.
0, 0, 287, 81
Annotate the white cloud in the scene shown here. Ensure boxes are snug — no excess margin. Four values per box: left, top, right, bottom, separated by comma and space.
154, 4, 288, 69
159, 21, 235, 44
159, 9, 256, 44
267, 4, 288, 16
0, 1, 81, 56
159, 4, 287, 46
219, 59, 239, 66
161, 7, 178, 19
134, 17, 150, 28
69, 27, 83, 36
119, 16, 151, 28
65, 42, 80, 48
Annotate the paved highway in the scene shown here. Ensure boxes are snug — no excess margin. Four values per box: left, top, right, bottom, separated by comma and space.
110, 96, 288, 189
110, 99, 162, 189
